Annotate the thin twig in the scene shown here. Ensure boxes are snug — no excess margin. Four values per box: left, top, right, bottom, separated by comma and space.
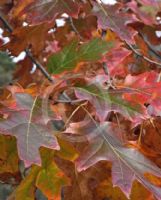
101, 30, 109, 75
138, 32, 161, 61
25, 49, 54, 82
87, 0, 93, 7
68, 16, 83, 40
138, 122, 143, 146
0, 14, 54, 82
102, 62, 109, 75
64, 101, 87, 128
125, 41, 161, 67
101, 30, 116, 89
0, 15, 12, 33
102, 63, 116, 89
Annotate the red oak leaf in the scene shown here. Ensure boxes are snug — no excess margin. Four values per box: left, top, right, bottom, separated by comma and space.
21, 0, 80, 24
0, 93, 59, 167
106, 47, 132, 76
93, 2, 138, 43
127, 0, 160, 25
138, 0, 161, 7
74, 120, 161, 199
74, 76, 147, 124
123, 71, 161, 116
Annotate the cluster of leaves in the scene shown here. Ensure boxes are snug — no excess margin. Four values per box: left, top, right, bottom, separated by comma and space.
0, 0, 161, 199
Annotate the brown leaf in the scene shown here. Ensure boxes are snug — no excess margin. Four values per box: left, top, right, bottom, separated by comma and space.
4, 23, 51, 55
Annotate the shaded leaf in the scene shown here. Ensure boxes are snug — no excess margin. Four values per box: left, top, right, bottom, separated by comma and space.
71, 15, 97, 39
54, 156, 112, 200
10, 0, 33, 20
0, 135, 19, 174
0, 51, 16, 87
55, 138, 78, 161
139, 26, 161, 58
96, 179, 156, 200
35, 189, 48, 200
15, 165, 40, 200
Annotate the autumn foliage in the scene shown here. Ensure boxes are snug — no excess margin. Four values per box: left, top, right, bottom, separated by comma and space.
0, 0, 161, 199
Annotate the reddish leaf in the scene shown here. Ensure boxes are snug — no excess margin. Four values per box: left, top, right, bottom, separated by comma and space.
93, 2, 138, 43
1, 1, 161, 199
14, 57, 34, 87
137, 0, 161, 7
106, 47, 132, 76
127, 0, 160, 25
45, 40, 60, 54
21, 0, 80, 24
74, 120, 161, 199
74, 81, 147, 124
72, 15, 97, 39
123, 71, 161, 116
0, 93, 59, 167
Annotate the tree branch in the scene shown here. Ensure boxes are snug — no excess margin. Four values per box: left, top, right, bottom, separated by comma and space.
0, 15, 12, 33
0, 14, 54, 83
25, 49, 54, 82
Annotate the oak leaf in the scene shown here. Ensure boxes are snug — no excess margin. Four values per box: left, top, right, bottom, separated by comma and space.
93, 3, 138, 43
0, 135, 19, 174
127, 0, 160, 25
48, 38, 113, 74
4, 23, 51, 55
123, 71, 161, 116
74, 121, 161, 199
75, 84, 147, 123
21, 0, 80, 24
14, 148, 69, 200
0, 93, 59, 167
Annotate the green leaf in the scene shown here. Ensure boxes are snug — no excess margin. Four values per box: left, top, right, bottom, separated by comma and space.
75, 85, 147, 122
15, 166, 40, 200
0, 135, 19, 174
15, 148, 69, 200
0, 51, 16, 87
47, 38, 113, 74
36, 148, 69, 200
